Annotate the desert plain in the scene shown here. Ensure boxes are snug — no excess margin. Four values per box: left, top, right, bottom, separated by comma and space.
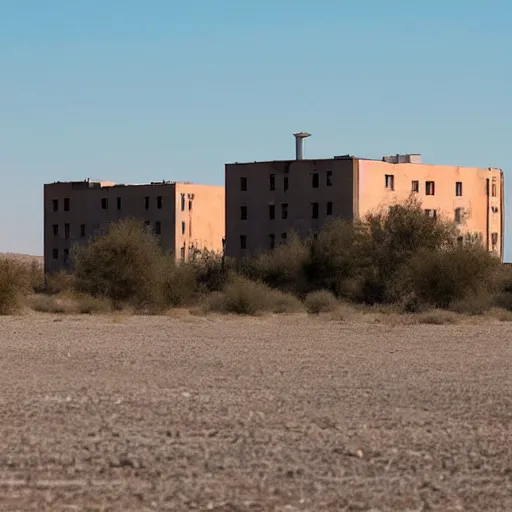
0, 311, 511, 511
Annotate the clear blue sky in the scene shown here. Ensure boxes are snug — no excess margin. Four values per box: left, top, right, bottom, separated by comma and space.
1, 0, 511, 259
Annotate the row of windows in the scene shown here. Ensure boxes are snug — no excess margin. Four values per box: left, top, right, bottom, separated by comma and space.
240, 202, 332, 221
51, 221, 164, 239
51, 196, 166, 213
239, 170, 333, 192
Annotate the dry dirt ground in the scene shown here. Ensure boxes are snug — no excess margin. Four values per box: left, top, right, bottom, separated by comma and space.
0, 313, 511, 511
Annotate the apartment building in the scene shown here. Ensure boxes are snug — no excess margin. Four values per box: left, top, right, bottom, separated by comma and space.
44, 179, 224, 274
225, 134, 504, 261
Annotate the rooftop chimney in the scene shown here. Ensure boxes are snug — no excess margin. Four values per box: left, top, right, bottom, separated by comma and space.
293, 132, 311, 160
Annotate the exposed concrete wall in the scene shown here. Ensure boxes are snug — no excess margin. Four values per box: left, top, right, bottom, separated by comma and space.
174, 183, 225, 261
357, 160, 504, 260
225, 158, 355, 258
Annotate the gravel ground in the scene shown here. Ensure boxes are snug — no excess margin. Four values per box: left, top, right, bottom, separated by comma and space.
0, 313, 511, 511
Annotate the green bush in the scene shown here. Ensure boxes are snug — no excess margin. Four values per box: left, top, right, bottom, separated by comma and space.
72, 219, 166, 310
304, 290, 339, 314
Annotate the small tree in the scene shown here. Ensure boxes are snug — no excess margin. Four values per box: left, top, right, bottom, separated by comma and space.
72, 219, 166, 309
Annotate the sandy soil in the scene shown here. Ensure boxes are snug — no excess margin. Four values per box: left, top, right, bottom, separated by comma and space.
0, 313, 511, 511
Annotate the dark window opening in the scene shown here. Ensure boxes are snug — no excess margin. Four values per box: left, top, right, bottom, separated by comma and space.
492, 183, 497, 197
101, 197, 108, 210
64, 223, 70, 239
52, 199, 58, 212
52, 224, 58, 236
157, 196, 163, 209
269, 204, 275, 220
63, 248, 69, 261
117, 197, 122, 210
181, 194, 185, 211
457, 236, 464, 248
312, 173, 319, 188
491, 232, 498, 248
326, 170, 333, 186
385, 174, 394, 190
52, 248, 58, 260
240, 205, 247, 220
80, 224, 86, 237
312, 202, 319, 219
326, 201, 333, 215
240, 235, 247, 249
411, 180, 419, 193
281, 232, 287, 241
424, 209, 437, 218
145, 196, 150, 210
269, 234, 275, 249
64, 198, 70, 211
425, 181, 435, 195
188, 200, 192, 211
284, 176, 289, 191
269, 174, 275, 191
181, 221, 186, 235
180, 246, 186, 261
240, 177, 247, 191
455, 182, 463, 196
454, 208, 463, 224
281, 203, 288, 219
154, 221, 161, 235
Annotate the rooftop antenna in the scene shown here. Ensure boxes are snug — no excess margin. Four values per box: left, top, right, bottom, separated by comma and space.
293, 132, 311, 160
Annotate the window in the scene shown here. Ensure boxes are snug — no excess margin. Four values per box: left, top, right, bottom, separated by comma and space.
117, 197, 122, 210
63, 248, 69, 261
269, 204, 275, 220
312, 173, 319, 188
52, 199, 58, 212
424, 209, 437, 219
80, 224, 86, 237
326, 202, 333, 215
492, 183, 497, 197
154, 221, 161, 235
425, 181, 435, 195
157, 196, 163, 209
454, 208, 463, 224
492, 206, 499, 214
385, 174, 394, 190
457, 236, 464, 248
240, 205, 247, 220
269, 174, 275, 191
101, 198, 108, 210
411, 180, 419, 193
181, 221, 186, 235
180, 246, 186, 261
240, 235, 247, 249
64, 223, 70, 239
52, 248, 58, 260
144, 221, 150, 227
64, 198, 70, 211
52, 224, 59, 236
145, 196, 150, 210
312, 202, 319, 219
491, 232, 498, 249
455, 182, 463, 196
281, 232, 287, 241
284, 176, 289, 192
189, 222, 192, 237
326, 170, 333, 186
240, 177, 247, 191
281, 203, 288, 219
188, 200, 192, 211
269, 234, 275, 249
181, 194, 186, 210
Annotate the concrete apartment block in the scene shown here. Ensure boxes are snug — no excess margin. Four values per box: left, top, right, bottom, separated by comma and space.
225, 140, 504, 261
44, 179, 225, 274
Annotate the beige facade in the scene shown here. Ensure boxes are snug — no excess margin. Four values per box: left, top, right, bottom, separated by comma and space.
44, 180, 225, 274
225, 154, 504, 261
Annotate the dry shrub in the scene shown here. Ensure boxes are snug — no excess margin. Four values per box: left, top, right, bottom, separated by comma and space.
46, 271, 76, 295
0, 259, 29, 314
242, 232, 309, 295
161, 260, 198, 307
305, 290, 339, 314
416, 310, 459, 325
73, 219, 166, 310
206, 275, 302, 315
27, 293, 111, 314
